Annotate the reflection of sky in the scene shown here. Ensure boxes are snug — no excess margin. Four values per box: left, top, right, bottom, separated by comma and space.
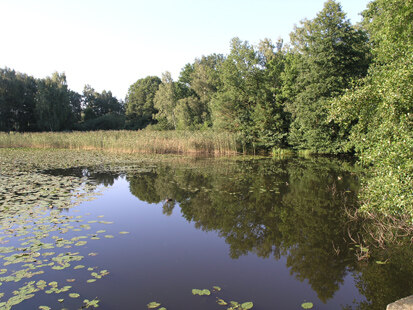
70, 176, 364, 310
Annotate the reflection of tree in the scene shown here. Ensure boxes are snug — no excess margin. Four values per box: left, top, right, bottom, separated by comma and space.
280, 159, 359, 302
128, 172, 161, 203
91, 172, 118, 187
352, 245, 413, 310
162, 200, 175, 216
125, 158, 413, 308
45, 168, 119, 187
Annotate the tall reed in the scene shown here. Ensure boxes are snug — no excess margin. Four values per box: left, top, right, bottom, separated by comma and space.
0, 130, 242, 155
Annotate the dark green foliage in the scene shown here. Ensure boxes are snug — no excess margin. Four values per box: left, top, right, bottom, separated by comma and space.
153, 72, 178, 129
253, 39, 290, 149
35, 72, 74, 131
68, 90, 82, 123
211, 38, 289, 151
75, 113, 125, 131
284, 0, 370, 153
331, 0, 413, 217
83, 85, 123, 120
174, 54, 224, 130
211, 38, 265, 150
125, 76, 161, 129
0, 68, 37, 132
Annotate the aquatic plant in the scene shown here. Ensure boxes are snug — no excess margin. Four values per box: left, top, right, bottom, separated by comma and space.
0, 130, 241, 155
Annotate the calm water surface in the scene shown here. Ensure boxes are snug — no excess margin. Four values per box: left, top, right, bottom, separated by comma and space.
5, 157, 413, 309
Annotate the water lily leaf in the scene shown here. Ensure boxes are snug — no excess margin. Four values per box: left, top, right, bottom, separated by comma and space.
87, 279, 96, 283
119, 231, 130, 234
301, 302, 313, 309
201, 289, 211, 296
217, 298, 227, 305
192, 289, 210, 296
192, 289, 202, 295
147, 301, 161, 308
58, 298, 64, 303
84, 298, 100, 308
104, 235, 114, 239
38, 306, 51, 310
74, 265, 85, 269
69, 293, 80, 298
241, 302, 253, 309
213, 286, 222, 291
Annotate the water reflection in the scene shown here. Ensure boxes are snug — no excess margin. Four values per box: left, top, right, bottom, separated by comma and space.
126, 158, 361, 303
45, 157, 413, 309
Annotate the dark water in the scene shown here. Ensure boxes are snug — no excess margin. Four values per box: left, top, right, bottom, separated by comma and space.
9, 157, 413, 309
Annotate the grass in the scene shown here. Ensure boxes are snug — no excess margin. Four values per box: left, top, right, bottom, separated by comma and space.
0, 130, 242, 155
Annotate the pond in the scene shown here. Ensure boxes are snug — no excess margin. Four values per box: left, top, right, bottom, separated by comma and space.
0, 152, 412, 310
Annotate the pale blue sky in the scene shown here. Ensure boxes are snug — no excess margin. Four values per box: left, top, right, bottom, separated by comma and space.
0, 0, 370, 99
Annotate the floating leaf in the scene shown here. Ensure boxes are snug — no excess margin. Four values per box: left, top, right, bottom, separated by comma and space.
38, 306, 51, 310
147, 301, 161, 308
241, 302, 253, 309
192, 289, 210, 296
213, 286, 222, 291
202, 289, 211, 296
301, 302, 313, 309
217, 298, 227, 305
119, 231, 130, 234
87, 279, 96, 283
192, 289, 202, 295
69, 293, 80, 298
84, 298, 100, 308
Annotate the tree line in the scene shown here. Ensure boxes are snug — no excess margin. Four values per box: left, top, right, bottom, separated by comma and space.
0, 70, 125, 132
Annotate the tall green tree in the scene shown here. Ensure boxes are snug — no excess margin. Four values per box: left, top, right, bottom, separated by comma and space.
153, 72, 178, 129
190, 54, 223, 105
0, 68, 37, 131
331, 0, 413, 217
125, 76, 161, 129
285, 0, 370, 153
253, 38, 290, 149
82, 85, 123, 121
211, 38, 265, 150
68, 90, 82, 123
35, 72, 73, 131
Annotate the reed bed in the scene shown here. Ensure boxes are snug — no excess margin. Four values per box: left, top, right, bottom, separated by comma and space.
0, 130, 242, 155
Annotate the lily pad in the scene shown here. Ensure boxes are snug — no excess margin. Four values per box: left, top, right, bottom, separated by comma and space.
241, 302, 254, 309
301, 302, 313, 309
147, 301, 161, 308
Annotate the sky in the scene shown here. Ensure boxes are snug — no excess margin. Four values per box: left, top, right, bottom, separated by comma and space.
0, 0, 371, 100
